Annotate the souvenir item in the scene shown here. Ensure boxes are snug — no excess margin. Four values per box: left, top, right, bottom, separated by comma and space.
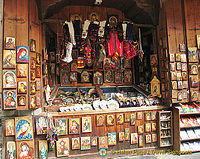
171, 72, 177, 81
77, 57, 84, 68
99, 136, 108, 149
115, 71, 123, 83
17, 46, 29, 63
17, 81, 27, 94
36, 80, 41, 91
172, 81, 177, 89
146, 134, 152, 143
3, 90, 17, 110
96, 115, 104, 126
179, 44, 186, 52
190, 76, 199, 88
182, 72, 188, 81
150, 76, 161, 98
108, 15, 118, 28
138, 135, 143, 147
119, 132, 125, 142
6, 141, 16, 159
17, 95, 26, 107
70, 72, 77, 82
36, 116, 47, 135
138, 125, 144, 134
151, 112, 157, 120
177, 91, 183, 101
125, 128, 130, 140
5, 37, 15, 49
42, 63, 48, 75
50, 63, 55, 74
3, 50, 16, 68
137, 112, 143, 120
169, 54, 175, 62
91, 137, 98, 146
82, 117, 92, 133
60, 71, 70, 86
93, 71, 103, 85
30, 39, 36, 52
145, 123, 151, 132
116, 114, 124, 125
176, 62, 181, 70
81, 71, 90, 83
181, 63, 187, 72
125, 113, 131, 122
36, 53, 41, 65
107, 115, 115, 126
16, 140, 35, 159
183, 81, 188, 89
38, 140, 48, 159
5, 119, 15, 136
124, 70, 132, 83
108, 133, 116, 146
71, 62, 77, 71
124, 58, 131, 68
56, 138, 69, 157
182, 90, 188, 99
191, 90, 198, 101
130, 113, 136, 126
152, 133, 157, 142
197, 35, 200, 49
104, 70, 114, 83
30, 95, 36, 109
17, 64, 28, 78
81, 137, 91, 150
131, 133, 138, 144
181, 54, 187, 62
30, 71, 36, 81
176, 53, 181, 62
150, 54, 158, 66
69, 118, 80, 134
72, 137, 80, 150
145, 112, 151, 121
36, 66, 41, 78
190, 64, 198, 75
3, 70, 17, 88
55, 118, 67, 135
188, 47, 198, 62
15, 116, 33, 141
177, 81, 183, 89
152, 123, 157, 131
172, 90, 178, 99
170, 63, 175, 71
177, 72, 182, 81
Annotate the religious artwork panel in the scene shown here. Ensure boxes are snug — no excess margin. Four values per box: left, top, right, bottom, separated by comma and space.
3, 50, 16, 68
17, 46, 29, 63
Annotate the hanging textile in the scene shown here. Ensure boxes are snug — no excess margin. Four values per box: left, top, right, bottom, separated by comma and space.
82, 20, 91, 39
73, 20, 81, 48
63, 23, 70, 44
98, 21, 106, 37
124, 41, 137, 59
88, 22, 100, 43
84, 40, 93, 67
138, 28, 144, 62
66, 21, 76, 46
126, 23, 134, 41
117, 22, 123, 42
122, 23, 127, 40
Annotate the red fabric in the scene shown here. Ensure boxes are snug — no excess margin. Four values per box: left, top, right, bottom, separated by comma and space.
124, 41, 137, 59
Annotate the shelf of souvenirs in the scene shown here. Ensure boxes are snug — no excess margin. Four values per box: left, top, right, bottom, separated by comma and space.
176, 103, 200, 115
181, 141, 200, 152
181, 138, 200, 142
180, 128, 200, 142
160, 137, 172, 147
160, 136, 172, 139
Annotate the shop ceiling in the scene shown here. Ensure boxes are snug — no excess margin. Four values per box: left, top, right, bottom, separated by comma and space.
36, 0, 160, 25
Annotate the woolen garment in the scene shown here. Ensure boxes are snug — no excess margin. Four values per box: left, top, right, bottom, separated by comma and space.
126, 23, 134, 41
122, 23, 127, 40
66, 21, 76, 46
98, 21, 106, 37
82, 20, 91, 38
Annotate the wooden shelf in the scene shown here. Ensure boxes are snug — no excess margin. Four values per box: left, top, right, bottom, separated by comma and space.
161, 127, 171, 130
181, 138, 200, 142
160, 119, 171, 121
161, 136, 171, 139
180, 112, 200, 116
159, 144, 173, 147
180, 125, 200, 129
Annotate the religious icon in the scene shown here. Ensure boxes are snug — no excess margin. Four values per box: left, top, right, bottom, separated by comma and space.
55, 118, 67, 135
17, 46, 29, 63
169, 54, 175, 62
150, 54, 158, 66
137, 112, 143, 120
36, 53, 41, 65
124, 58, 131, 68
93, 71, 103, 85
70, 72, 77, 82
6, 141, 16, 159
125, 113, 131, 122
124, 70, 132, 83
150, 76, 161, 98
176, 53, 181, 62
145, 123, 151, 132
104, 70, 114, 83
56, 138, 69, 157
70, 14, 82, 21
80, 71, 90, 83
177, 72, 182, 81
138, 135, 143, 147
146, 134, 152, 143
17, 81, 27, 94
82, 117, 92, 133
171, 72, 177, 81
108, 15, 118, 28
190, 64, 198, 75
89, 12, 99, 22
17, 95, 26, 108
71, 62, 77, 71
15, 116, 33, 141
176, 62, 181, 70
177, 91, 183, 101
131, 133, 138, 144
5, 119, 15, 136
72, 137, 80, 150
81, 137, 91, 150
181, 54, 187, 62
69, 118, 80, 134
125, 128, 130, 141
130, 113, 136, 126
197, 35, 200, 49
96, 115, 104, 126
99, 136, 108, 149
152, 133, 157, 142
36, 116, 47, 135
179, 44, 186, 52
151, 112, 157, 120
188, 47, 198, 62
3, 90, 17, 110
36, 93, 41, 107
38, 140, 48, 159
172, 81, 177, 89
3, 50, 16, 68
182, 72, 188, 81
5, 37, 15, 49
190, 76, 199, 88
177, 81, 183, 89
3, 70, 17, 89
116, 114, 124, 125
17, 64, 28, 78
30, 71, 36, 81
152, 123, 157, 132
115, 71, 123, 83
183, 81, 188, 89
30, 39, 36, 52
138, 125, 144, 134
107, 114, 115, 126
181, 63, 187, 72
60, 71, 70, 86
191, 90, 198, 101
119, 132, 125, 142
108, 133, 117, 146
91, 137, 98, 146
170, 63, 176, 71
30, 96, 36, 109
16, 140, 35, 159
36, 80, 41, 91
36, 66, 41, 78
145, 112, 151, 121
